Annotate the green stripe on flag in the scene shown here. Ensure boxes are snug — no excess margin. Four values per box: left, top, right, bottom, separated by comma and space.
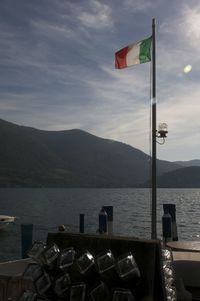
139, 36, 152, 64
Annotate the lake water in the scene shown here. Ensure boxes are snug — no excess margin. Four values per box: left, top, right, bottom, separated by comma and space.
0, 188, 200, 262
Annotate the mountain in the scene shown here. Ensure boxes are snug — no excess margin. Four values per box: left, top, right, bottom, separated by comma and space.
0, 118, 181, 187
174, 159, 200, 167
157, 166, 200, 188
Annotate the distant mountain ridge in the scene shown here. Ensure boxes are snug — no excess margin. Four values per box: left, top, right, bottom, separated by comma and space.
174, 159, 200, 167
157, 166, 200, 188
0, 118, 198, 187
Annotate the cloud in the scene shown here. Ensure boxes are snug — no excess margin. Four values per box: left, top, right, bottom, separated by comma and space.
183, 5, 200, 41
66, 62, 153, 152
160, 3, 200, 49
77, 0, 113, 30
31, 20, 77, 40
123, 0, 152, 12
156, 80, 200, 159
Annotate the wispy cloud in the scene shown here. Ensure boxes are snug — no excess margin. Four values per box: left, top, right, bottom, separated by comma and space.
123, 0, 152, 12
77, 0, 113, 29
160, 3, 200, 49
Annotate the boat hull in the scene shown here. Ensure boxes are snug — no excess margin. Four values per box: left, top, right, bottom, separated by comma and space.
0, 216, 15, 229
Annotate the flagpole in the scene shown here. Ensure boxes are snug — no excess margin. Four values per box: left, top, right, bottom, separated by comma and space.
151, 18, 157, 239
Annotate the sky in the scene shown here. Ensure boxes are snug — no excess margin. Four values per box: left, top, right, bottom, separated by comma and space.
1, 0, 200, 161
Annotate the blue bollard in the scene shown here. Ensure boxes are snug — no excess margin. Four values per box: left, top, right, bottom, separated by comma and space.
21, 224, 33, 259
162, 211, 172, 243
103, 206, 113, 235
98, 207, 108, 234
163, 204, 178, 241
79, 214, 85, 233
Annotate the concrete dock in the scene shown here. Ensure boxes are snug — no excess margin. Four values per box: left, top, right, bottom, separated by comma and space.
0, 259, 33, 301
172, 251, 200, 301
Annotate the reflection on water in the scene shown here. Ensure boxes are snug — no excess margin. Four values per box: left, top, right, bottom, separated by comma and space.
0, 188, 200, 262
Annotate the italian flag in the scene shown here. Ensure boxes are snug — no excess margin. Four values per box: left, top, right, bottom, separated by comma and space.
115, 36, 152, 69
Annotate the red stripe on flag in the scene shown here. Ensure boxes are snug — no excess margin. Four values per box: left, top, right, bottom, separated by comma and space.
115, 46, 129, 69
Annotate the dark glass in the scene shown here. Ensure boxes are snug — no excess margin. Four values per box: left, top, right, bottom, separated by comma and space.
58, 247, 76, 270
75, 250, 100, 286
23, 263, 43, 281
115, 252, 140, 281
17, 291, 37, 301
54, 273, 71, 297
95, 249, 118, 286
44, 243, 60, 265
34, 273, 51, 296
70, 282, 86, 301
162, 248, 173, 268
112, 289, 135, 301
76, 251, 95, 274
165, 285, 177, 300
96, 250, 115, 274
27, 241, 46, 265
90, 281, 110, 301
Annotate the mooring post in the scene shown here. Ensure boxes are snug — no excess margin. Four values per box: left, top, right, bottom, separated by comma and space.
162, 207, 172, 244
98, 207, 108, 234
79, 213, 85, 233
21, 223, 33, 259
163, 204, 178, 241
103, 206, 113, 235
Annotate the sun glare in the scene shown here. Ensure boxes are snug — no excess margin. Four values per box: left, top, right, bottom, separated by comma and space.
184, 64, 192, 73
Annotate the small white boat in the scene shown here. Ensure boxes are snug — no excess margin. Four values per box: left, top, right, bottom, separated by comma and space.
0, 215, 16, 229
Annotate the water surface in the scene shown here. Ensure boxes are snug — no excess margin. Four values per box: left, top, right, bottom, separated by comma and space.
0, 188, 200, 262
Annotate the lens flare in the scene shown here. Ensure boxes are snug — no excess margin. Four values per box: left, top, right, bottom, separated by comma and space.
184, 64, 192, 73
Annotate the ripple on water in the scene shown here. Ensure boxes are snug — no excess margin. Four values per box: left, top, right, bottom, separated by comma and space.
0, 188, 200, 261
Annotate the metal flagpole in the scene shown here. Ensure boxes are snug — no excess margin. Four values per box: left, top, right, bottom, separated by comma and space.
151, 18, 157, 239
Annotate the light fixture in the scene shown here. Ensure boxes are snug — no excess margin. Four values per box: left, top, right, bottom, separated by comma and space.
156, 123, 168, 144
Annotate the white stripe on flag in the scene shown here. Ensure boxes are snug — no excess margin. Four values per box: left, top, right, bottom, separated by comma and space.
126, 42, 141, 66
